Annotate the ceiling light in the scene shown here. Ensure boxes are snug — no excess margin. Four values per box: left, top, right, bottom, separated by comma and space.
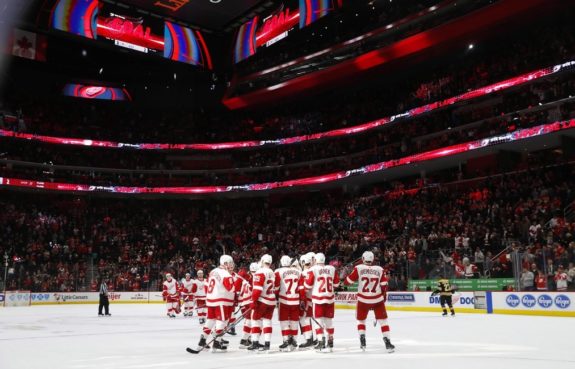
210, 0, 222, 3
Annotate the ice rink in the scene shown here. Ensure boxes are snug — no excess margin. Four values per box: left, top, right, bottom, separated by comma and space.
1, 304, 574, 369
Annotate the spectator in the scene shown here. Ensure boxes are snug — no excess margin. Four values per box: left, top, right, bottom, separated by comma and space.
520, 267, 535, 291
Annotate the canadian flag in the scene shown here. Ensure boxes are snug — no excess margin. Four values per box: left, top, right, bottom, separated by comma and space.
11, 29, 47, 61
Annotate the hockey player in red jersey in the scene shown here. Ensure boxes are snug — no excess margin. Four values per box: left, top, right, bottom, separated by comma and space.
193, 255, 236, 352
304, 252, 340, 352
181, 273, 197, 317
162, 273, 181, 318
344, 251, 395, 352
237, 263, 258, 349
194, 270, 207, 324
298, 254, 315, 349
249, 254, 280, 352
275, 255, 304, 351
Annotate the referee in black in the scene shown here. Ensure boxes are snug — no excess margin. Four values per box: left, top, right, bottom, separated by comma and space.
98, 278, 111, 316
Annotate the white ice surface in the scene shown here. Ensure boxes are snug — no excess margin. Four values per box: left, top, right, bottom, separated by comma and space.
1, 304, 574, 369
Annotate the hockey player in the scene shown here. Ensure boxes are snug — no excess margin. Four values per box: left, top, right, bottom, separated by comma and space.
181, 273, 196, 317
249, 254, 280, 352
276, 255, 304, 351
432, 275, 455, 316
236, 265, 255, 348
304, 252, 339, 352
298, 254, 315, 349
193, 255, 236, 352
344, 251, 395, 352
162, 273, 181, 318
194, 270, 207, 324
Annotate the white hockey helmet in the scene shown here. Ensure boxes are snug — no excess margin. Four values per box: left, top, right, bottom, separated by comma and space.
165, 273, 172, 279
220, 254, 234, 267
305, 252, 316, 264
249, 262, 259, 273
260, 254, 273, 265
197, 270, 204, 277
315, 253, 326, 264
300, 254, 311, 266
362, 251, 375, 263
185, 272, 191, 278
280, 255, 292, 267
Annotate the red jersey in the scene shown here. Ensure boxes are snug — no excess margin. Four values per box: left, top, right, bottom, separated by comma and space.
535, 276, 547, 291
235, 274, 252, 307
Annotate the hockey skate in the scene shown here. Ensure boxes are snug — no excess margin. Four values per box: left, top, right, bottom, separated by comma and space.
384, 337, 395, 353
247, 341, 262, 352
186, 337, 210, 354
199, 318, 206, 325
451, 312, 455, 317
360, 334, 366, 351
327, 337, 334, 352
315, 337, 327, 353
288, 336, 298, 351
167, 313, 176, 318
212, 339, 228, 353
442, 312, 448, 317
279, 340, 291, 352
258, 341, 271, 353
239, 338, 252, 349
227, 327, 237, 336
298, 338, 314, 350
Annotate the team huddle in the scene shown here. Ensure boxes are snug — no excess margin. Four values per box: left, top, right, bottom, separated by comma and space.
162, 251, 395, 353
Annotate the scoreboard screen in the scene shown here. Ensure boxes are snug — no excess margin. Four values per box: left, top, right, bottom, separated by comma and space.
49, 0, 211, 68
234, 0, 342, 63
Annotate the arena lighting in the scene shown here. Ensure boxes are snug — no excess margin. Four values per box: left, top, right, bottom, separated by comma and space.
0, 119, 573, 195
1, 59, 574, 151
210, 0, 222, 3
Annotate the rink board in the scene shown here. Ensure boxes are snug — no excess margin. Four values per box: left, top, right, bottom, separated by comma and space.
11, 291, 575, 317
335, 291, 575, 317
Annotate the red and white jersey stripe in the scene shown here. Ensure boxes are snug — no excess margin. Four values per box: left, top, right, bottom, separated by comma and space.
162, 279, 179, 298
206, 267, 235, 307
275, 267, 303, 306
345, 264, 387, 304
253, 267, 280, 306
194, 278, 207, 299
304, 264, 340, 305
234, 274, 252, 306
181, 278, 196, 296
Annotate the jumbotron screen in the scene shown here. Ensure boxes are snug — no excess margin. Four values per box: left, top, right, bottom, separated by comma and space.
234, 0, 343, 63
62, 84, 132, 101
49, 0, 212, 68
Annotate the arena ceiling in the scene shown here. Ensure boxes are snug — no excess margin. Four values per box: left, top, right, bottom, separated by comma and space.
110, 0, 277, 31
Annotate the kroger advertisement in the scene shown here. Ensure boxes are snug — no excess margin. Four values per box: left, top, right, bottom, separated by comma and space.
491, 292, 573, 316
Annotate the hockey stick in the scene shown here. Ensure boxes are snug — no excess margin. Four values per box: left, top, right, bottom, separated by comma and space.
186, 307, 253, 354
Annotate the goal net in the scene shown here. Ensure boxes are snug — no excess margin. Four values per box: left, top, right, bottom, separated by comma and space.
3, 290, 32, 307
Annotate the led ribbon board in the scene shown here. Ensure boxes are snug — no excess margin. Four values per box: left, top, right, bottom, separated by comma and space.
1, 119, 573, 194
